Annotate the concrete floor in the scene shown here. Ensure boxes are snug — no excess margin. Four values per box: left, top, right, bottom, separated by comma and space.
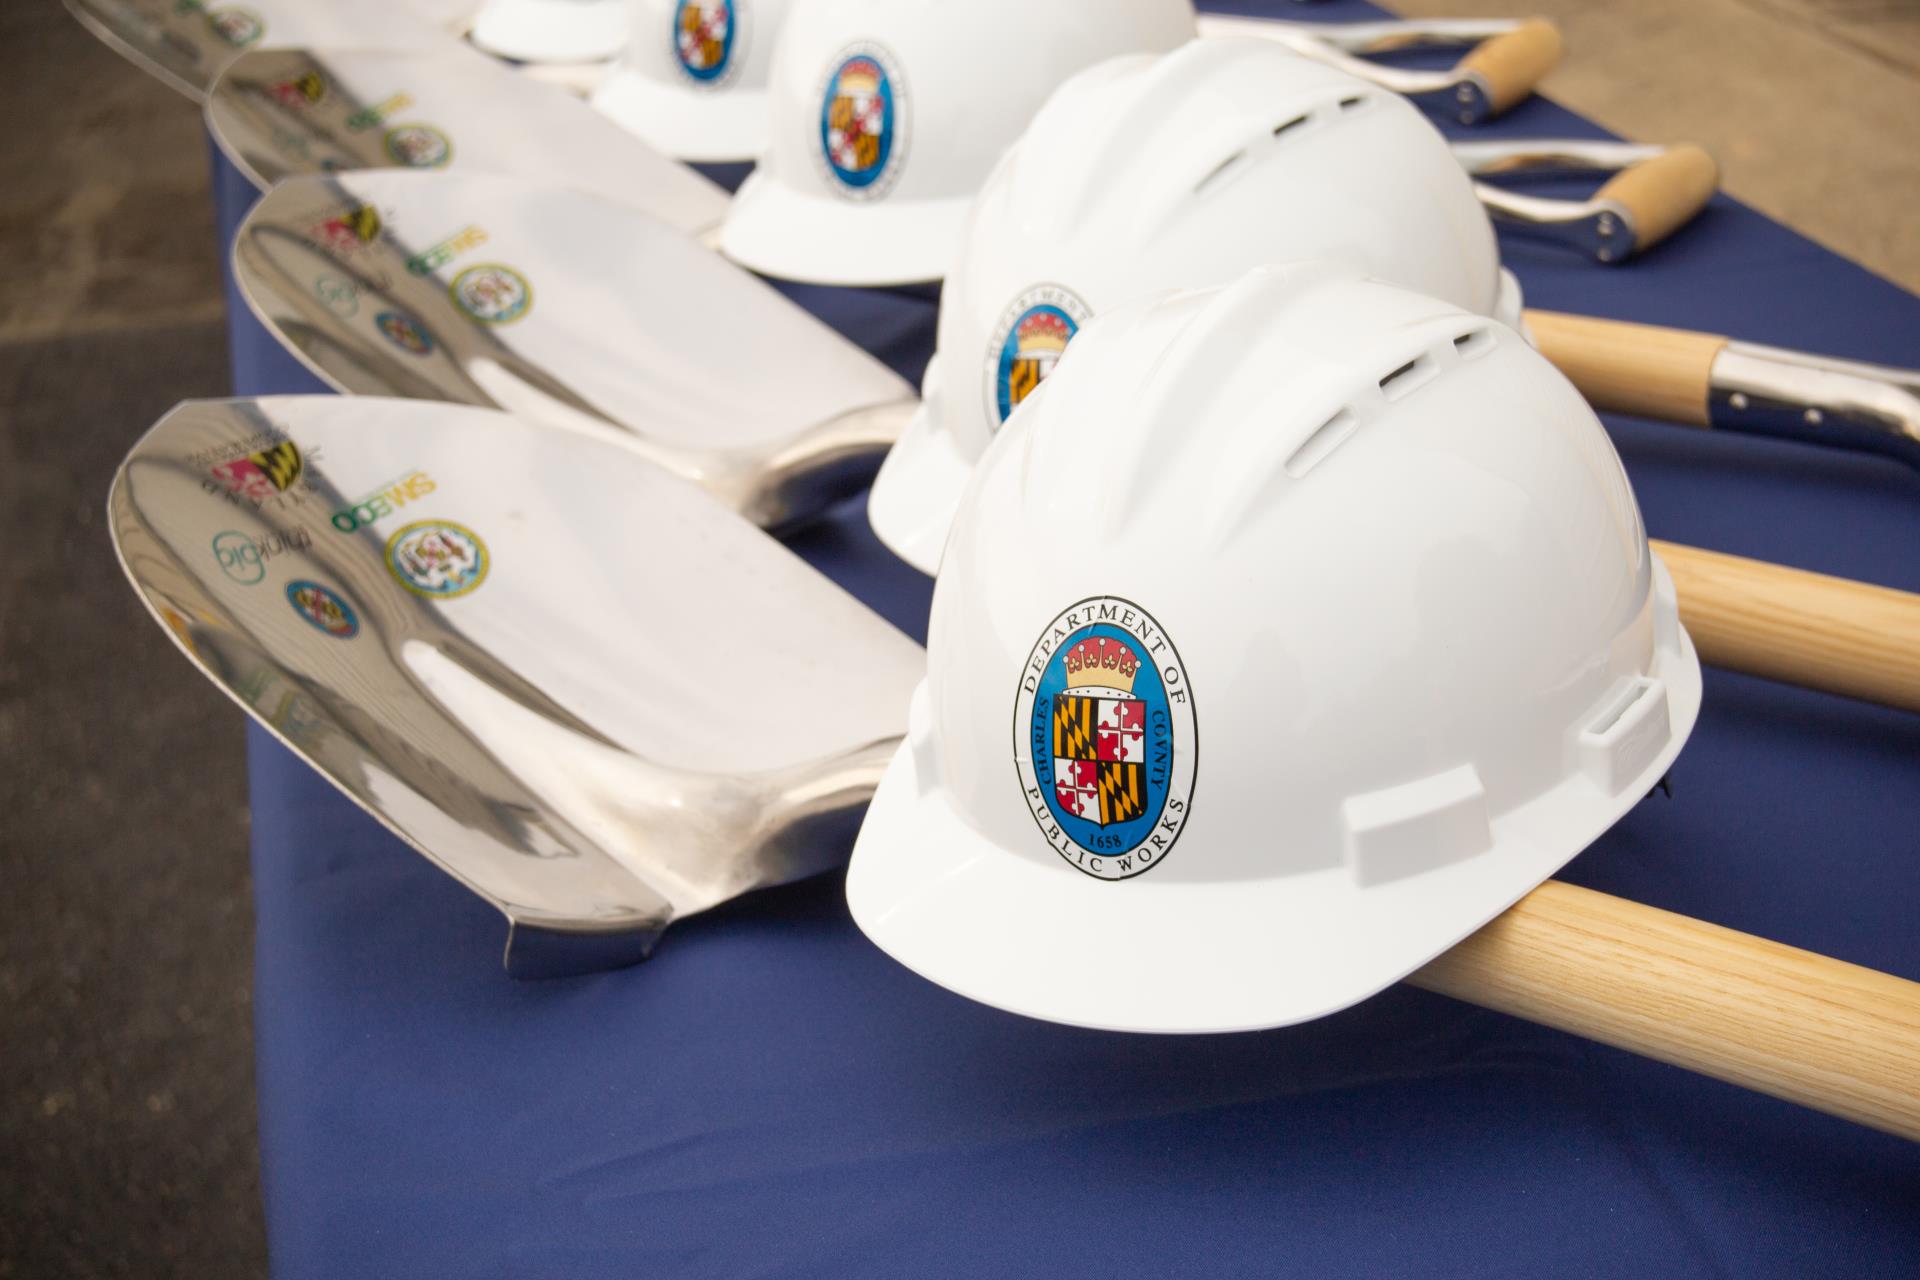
0, 1, 1913, 1276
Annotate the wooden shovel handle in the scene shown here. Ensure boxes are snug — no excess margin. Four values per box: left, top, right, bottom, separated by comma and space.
1457, 18, 1564, 115
1526, 310, 1727, 425
1597, 144, 1720, 253
1413, 880, 1920, 1142
1653, 540, 1920, 713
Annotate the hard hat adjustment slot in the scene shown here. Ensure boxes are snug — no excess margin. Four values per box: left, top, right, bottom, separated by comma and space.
1577, 677, 1672, 797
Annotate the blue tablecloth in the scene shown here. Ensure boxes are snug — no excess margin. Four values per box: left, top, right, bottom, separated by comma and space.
213, 4, 1920, 1275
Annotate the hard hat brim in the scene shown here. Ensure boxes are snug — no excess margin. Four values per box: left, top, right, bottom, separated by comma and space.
848, 623, 1702, 1035
472, 0, 629, 64
867, 402, 970, 576
719, 170, 967, 286
591, 68, 768, 163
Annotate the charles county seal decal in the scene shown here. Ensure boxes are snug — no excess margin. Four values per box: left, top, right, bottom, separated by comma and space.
673, 0, 739, 85
449, 264, 532, 326
207, 7, 265, 48
817, 43, 906, 200
1014, 597, 1197, 881
986, 285, 1092, 430
376, 311, 434, 356
383, 124, 452, 169
286, 580, 359, 639
385, 520, 490, 600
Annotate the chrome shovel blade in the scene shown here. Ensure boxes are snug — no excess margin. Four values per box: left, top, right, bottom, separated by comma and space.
64, 0, 451, 101
402, 0, 481, 34
231, 170, 917, 528
206, 46, 728, 233
109, 397, 926, 976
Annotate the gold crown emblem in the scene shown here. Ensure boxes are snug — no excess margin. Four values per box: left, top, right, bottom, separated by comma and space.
1064, 637, 1140, 694
837, 62, 880, 96
1017, 310, 1072, 355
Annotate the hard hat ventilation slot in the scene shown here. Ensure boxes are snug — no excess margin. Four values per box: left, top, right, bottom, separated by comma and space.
1195, 148, 1252, 195
1284, 408, 1359, 478
1337, 95, 1369, 111
1378, 354, 1439, 401
1452, 328, 1494, 360
1271, 114, 1311, 139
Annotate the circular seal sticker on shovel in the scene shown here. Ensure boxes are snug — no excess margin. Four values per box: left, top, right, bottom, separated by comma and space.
383, 124, 452, 169
1014, 597, 1197, 881
286, 580, 360, 639
385, 520, 490, 600
449, 264, 532, 326
208, 7, 265, 47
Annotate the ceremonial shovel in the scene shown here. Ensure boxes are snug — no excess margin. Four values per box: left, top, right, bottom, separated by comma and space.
1193, 13, 1565, 124
229, 170, 917, 529
112, 396, 1920, 1139
205, 48, 729, 236
232, 173, 1920, 712
63, 0, 453, 102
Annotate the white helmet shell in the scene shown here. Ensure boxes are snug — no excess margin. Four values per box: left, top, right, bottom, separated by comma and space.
592, 0, 792, 162
472, 0, 630, 63
847, 263, 1702, 1034
869, 37, 1524, 572
718, 0, 1197, 285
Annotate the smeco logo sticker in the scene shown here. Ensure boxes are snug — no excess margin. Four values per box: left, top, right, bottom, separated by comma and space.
286, 580, 359, 639
674, 1, 739, 85
449, 264, 532, 325
385, 520, 489, 599
817, 43, 907, 200
331, 469, 437, 533
212, 528, 312, 584
1014, 597, 1197, 881
986, 285, 1092, 430
346, 93, 415, 132
383, 124, 452, 169
406, 224, 488, 276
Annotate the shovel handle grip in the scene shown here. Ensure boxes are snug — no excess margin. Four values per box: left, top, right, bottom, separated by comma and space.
1652, 540, 1920, 713
1526, 310, 1727, 425
1597, 144, 1720, 253
1413, 880, 1920, 1142
1456, 18, 1564, 115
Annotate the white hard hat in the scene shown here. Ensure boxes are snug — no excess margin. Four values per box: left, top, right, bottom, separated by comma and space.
846, 262, 1702, 1034
592, 0, 791, 161
869, 37, 1524, 572
717, 0, 1198, 286
472, 0, 629, 64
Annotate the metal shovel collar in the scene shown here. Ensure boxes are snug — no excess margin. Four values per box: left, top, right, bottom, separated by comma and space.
63, 0, 452, 101
110, 397, 926, 976
230, 170, 918, 530
206, 46, 729, 236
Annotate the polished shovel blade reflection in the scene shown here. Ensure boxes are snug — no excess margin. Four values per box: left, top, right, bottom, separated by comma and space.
63, 0, 451, 101
109, 397, 926, 976
207, 46, 728, 233
233, 170, 917, 528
